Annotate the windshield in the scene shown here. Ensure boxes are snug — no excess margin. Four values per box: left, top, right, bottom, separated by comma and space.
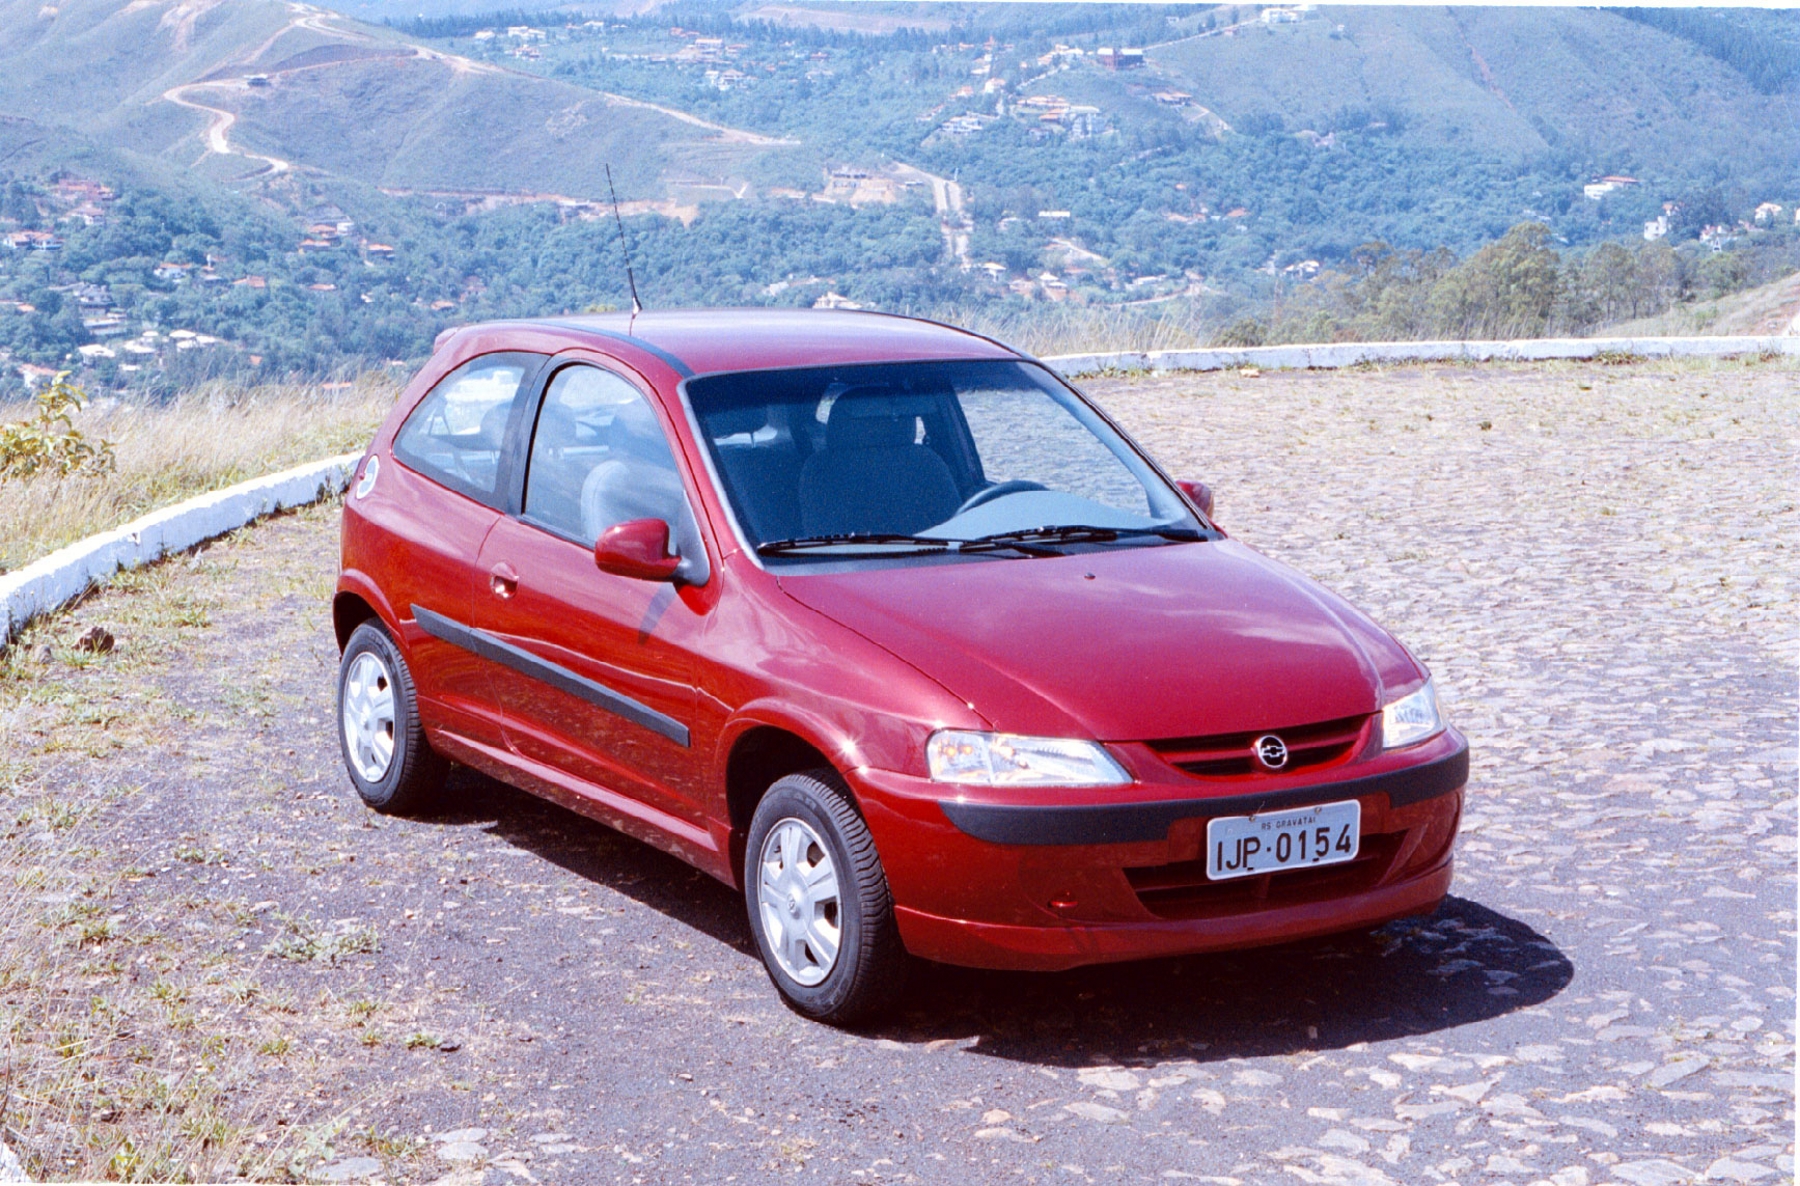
686, 359, 1199, 561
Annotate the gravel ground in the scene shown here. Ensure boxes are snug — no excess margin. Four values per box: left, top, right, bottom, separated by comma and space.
0, 356, 1793, 1185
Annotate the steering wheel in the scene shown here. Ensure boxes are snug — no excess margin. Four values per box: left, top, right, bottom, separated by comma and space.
955, 479, 1047, 516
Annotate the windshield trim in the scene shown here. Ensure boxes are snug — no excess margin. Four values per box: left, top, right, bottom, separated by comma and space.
674, 355, 1212, 572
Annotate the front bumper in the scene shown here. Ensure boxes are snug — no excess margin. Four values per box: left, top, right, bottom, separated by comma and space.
850, 730, 1467, 972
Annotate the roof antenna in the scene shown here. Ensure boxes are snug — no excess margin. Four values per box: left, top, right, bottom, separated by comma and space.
605, 165, 643, 325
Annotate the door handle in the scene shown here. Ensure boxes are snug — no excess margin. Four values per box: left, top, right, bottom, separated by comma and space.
489, 562, 519, 599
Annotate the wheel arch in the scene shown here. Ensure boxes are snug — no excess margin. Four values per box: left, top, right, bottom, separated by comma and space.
333, 592, 379, 652
721, 714, 857, 884
332, 571, 401, 653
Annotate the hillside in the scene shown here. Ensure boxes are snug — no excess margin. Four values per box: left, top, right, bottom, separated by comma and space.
0, 0, 1794, 390
0, 0, 795, 201
1605, 270, 1800, 339
1145, 7, 1798, 191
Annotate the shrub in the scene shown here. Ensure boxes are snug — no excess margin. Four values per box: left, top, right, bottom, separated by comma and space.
0, 374, 115, 483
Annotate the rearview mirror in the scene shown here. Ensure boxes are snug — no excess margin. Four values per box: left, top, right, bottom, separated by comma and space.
595, 518, 681, 581
1176, 479, 1215, 520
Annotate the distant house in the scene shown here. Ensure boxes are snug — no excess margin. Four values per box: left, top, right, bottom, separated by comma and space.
1094, 47, 1144, 70
812, 292, 864, 310
3, 230, 62, 251
153, 262, 193, 282
1583, 177, 1636, 201
1753, 202, 1784, 223
1643, 216, 1670, 241
82, 313, 128, 337
233, 275, 268, 289
1037, 210, 1072, 220
939, 114, 987, 137
1262, 7, 1303, 23
363, 243, 395, 260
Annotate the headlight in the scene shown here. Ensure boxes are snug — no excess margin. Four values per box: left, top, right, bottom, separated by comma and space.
1382, 680, 1444, 750
926, 731, 1131, 787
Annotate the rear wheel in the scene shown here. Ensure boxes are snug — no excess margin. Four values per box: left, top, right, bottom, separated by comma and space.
337, 620, 446, 814
745, 770, 909, 1026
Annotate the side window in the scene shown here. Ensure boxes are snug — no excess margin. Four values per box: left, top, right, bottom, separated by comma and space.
392, 352, 541, 502
523, 365, 706, 573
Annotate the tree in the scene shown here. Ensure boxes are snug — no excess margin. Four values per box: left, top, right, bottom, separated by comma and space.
1427, 223, 1561, 339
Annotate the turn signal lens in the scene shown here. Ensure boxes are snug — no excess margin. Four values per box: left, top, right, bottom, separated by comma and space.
1382, 680, 1445, 750
926, 731, 1131, 787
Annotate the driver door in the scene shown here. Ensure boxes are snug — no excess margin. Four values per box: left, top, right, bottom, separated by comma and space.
470, 360, 713, 839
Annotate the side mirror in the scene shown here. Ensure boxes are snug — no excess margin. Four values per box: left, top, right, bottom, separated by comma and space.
1176, 479, 1215, 520
595, 518, 681, 581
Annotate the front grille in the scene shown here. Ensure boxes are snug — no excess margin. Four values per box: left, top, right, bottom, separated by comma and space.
1148, 712, 1370, 779
1125, 833, 1402, 921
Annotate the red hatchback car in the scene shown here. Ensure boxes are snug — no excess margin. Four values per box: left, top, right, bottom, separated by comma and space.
334, 309, 1467, 1024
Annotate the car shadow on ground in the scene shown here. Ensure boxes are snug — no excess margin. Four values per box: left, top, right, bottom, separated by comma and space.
429, 770, 1573, 1065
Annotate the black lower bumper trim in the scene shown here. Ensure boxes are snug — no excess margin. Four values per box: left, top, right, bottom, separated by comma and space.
938, 742, 1468, 847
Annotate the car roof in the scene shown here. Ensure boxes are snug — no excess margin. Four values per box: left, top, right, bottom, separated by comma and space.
474, 308, 1023, 378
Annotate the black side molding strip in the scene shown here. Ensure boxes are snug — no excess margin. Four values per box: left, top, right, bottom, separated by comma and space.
411, 604, 690, 747
938, 742, 1468, 847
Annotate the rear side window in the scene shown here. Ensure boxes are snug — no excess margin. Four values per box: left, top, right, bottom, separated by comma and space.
392, 352, 543, 502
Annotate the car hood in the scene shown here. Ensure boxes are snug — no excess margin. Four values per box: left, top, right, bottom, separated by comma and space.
775, 539, 1422, 741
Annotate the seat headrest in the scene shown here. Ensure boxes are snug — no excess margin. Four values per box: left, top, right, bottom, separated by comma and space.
825, 391, 918, 451
605, 398, 668, 461
709, 405, 768, 439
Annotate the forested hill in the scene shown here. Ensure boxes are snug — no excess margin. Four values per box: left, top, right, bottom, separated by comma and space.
0, 0, 1793, 393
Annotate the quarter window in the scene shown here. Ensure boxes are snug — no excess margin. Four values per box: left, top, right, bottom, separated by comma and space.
523, 365, 706, 576
392, 352, 542, 501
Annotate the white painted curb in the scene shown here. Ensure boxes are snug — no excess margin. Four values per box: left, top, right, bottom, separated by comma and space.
0, 1137, 24, 1183
1044, 334, 1800, 377
1, 452, 361, 646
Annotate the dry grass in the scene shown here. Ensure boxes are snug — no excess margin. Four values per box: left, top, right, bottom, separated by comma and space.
0, 515, 423, 1183
954, 301, 1228, 357
0, 377, 396, 574
1605, 269, 1800, 338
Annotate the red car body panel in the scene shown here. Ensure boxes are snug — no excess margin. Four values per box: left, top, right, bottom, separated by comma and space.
337, 310, 1467, 972
775, 538, 1420, 741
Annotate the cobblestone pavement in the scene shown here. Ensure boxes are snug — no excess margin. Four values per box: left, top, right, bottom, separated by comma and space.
0, 358, 1792, 1184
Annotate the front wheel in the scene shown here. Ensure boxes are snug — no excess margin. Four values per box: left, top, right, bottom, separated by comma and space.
745, 770, 910, 1026
337, 620, 447, 814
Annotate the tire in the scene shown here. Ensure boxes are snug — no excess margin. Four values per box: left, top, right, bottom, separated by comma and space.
745, 770, 910, 1026
337, 620, 447, 815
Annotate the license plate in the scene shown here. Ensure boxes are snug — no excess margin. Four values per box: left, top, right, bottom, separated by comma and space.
1205, 800, 1360, 881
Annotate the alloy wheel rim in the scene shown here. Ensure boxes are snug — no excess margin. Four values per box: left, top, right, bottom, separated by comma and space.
342, 652, 397, 783
756, 817, 842, 987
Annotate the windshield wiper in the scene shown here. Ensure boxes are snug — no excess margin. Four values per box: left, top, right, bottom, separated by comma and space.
758, 532, 1061, 559
757, 533, 951, 556
967, 523, 1209, 546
